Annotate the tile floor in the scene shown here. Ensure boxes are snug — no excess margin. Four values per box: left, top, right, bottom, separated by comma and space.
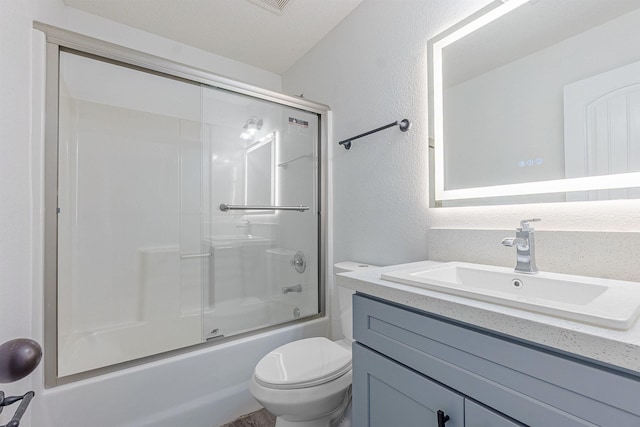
220, 409, 275, 427
221, 404, 352, 427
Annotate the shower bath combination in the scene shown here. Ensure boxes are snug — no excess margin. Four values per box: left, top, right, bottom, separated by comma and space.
51, 49, 323, 379
39, 28, 329, 427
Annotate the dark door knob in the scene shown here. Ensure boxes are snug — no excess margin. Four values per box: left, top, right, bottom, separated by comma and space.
0, 339, 42, 383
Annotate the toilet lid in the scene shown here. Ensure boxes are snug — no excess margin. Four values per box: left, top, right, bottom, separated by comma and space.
254, 337, 352, 390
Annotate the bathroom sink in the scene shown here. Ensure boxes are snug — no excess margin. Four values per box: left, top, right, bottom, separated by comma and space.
381, 262, 640, 329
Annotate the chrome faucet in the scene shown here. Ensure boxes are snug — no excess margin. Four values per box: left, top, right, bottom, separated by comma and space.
282, 284, 302, 294
501, 218, 541, 274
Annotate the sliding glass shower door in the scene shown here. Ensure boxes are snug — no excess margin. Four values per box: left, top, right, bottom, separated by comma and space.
55, 50, 320, 379
56, 51, 207, 376
201, 87, 319, 341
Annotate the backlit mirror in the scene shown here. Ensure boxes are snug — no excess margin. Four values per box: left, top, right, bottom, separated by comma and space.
430, 0, 640, 206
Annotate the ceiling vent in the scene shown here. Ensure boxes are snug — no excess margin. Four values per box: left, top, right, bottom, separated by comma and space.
247, 0, 292, 15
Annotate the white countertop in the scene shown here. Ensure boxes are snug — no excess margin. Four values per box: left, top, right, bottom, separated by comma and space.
337, 260, 640, 373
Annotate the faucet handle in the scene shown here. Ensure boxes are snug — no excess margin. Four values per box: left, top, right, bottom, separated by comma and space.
519, 218, 541, 231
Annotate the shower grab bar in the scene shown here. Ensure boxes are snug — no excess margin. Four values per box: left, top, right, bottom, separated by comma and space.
180, 251, 212, 259
219, 204, 309, 212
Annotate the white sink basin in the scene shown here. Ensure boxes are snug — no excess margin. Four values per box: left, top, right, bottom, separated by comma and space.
381, 262, 640, 330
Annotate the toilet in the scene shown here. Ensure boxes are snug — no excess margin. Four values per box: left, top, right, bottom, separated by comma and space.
249, 262, 375, 427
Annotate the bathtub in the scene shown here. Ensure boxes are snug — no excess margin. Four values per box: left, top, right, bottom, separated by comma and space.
58, 297, 313, 376
35, 315, 328, 427
41, 235, 324, 427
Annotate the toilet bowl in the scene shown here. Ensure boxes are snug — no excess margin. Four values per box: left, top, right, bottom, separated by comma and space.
249, 262, 376, 427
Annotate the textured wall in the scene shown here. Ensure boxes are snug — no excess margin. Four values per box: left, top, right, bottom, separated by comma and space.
284, 0, 491, 267
283, 0, 494, 338
284, 0, 640, 270
283, 0, 640, 335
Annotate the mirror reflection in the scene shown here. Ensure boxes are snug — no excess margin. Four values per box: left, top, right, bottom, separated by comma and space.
432, 0, 640, 205
245, 132, 276, 209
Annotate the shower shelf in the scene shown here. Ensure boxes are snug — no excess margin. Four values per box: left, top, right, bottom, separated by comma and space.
278, 154, 313, 168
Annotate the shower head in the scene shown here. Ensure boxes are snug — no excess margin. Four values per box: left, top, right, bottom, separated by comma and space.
240, 116, 263, 140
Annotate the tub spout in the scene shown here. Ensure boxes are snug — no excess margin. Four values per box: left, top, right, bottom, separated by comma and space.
282, 284, 302, 294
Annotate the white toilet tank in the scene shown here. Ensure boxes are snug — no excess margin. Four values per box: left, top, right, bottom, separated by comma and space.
334, 262, 378, 342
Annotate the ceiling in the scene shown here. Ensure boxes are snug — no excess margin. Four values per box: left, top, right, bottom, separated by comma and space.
63, 0, 363, 74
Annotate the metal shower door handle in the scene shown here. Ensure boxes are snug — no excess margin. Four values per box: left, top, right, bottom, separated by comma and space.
219, 203, 309, 212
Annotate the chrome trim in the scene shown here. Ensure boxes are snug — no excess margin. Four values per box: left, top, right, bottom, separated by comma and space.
318, 112, 329, 320
43, 41, 60, 388
219, 203, 310, 212
290, 251, 306, 274
501, 218, 541, 274
32, 22, 330, 115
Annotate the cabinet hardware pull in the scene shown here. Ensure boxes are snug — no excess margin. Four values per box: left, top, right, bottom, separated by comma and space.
437, 410, 450, 427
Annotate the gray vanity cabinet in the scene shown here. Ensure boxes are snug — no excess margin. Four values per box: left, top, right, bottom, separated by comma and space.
464, 401, 522, 427
353, 342, 464, 427
351, 293, 640, 427
353, 343, 520, 427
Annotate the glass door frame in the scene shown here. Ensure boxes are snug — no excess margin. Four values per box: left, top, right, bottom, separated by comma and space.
38, 22, 330, 387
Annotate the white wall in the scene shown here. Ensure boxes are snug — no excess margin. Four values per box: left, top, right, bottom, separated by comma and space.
0, 0, 283, 425
0, 0, 38, 408
283, 0, 640, 336
283, 0, 493, 267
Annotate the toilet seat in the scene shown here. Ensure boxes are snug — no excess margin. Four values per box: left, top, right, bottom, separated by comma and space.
254, 337, 352, 390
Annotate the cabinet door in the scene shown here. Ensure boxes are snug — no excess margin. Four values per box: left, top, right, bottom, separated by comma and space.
353, 294, 637, 426
353, 343, 464, 427
465, 400, 524, 427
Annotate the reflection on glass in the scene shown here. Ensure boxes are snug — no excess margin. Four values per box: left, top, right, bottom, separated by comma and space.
245, 133, 276, 208
57, 52, 204, 376
202, 86, 319, 342
56, 52, 320, 377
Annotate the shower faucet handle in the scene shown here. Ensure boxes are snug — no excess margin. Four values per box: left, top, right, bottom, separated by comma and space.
290, 251, 306, 274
